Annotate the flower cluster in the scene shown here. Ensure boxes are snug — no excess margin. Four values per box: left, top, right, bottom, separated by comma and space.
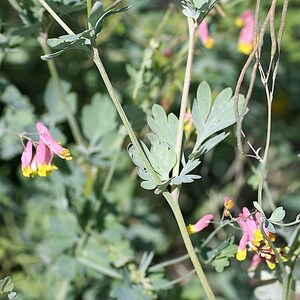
187, 197, 289, 270
21, 122, 72, 178
236, 207, 289, 270
198, 10, 254, 55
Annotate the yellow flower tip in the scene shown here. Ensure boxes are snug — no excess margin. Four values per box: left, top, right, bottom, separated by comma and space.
224, 199, 234, 210
235, 17, 244, 28
266, 261, 276, 270
204, 37, 214, 49
60, 148, 73, 160
236, 249, 247, 261
238, 43, 253, 55
187, 224, 197, 234
268, 233, 276, 242
37, 164, 58, 177
253, 230, 264, 245
22, 167, 35, 178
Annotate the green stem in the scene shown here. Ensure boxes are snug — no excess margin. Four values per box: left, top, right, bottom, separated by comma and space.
172, 17, 197, 183
38, 0, 75, 35
163, 195, 215, 300
38, 33, 84, 146
92, 48, 161, 186
87, 0, 92, 29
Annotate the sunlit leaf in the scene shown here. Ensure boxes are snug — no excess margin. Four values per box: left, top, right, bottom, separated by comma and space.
0, 277, 14, 293
253, 201, 265, 215
41, 31, 93, 60
268, 207, 286, 223
171, 159, 201, 185
127, 143, 157, 190
147, 104, 178, 150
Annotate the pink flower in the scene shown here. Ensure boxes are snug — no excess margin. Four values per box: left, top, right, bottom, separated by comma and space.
21, 122, 72, 178
21, 140, 36, 177
236, 207, 264, 261
35, 140, 58, 177
36, 122, 72, 160
198, 20, 214, 49
236, 10, 254, 55
187, 214, 214, 234
21, 140, 58, 178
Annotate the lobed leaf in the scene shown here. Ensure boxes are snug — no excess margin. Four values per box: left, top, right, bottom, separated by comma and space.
127, 143, 157, 190
253, 201, 265, 215
191, 81, 247, 158
147, 104, 178, 149
171, 159, 201, 185
0, 277, 14, 293
41, 31, 93, 61
269, 207, 286, 223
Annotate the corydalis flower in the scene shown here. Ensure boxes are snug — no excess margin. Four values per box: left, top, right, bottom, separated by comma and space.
36, 122, 72, 160
21, 122, 72, 177
187, 214, 214, 234
236, 10, 254, 55
21, 140, 36, 177
236, 207, 266, 261
21, 140, 57, 178
235, 207, 288, 270
198, 20, 214, 49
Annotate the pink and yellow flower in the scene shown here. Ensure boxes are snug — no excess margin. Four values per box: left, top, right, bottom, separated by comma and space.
198, 20, 214, 49
187, 214, 214, 234
21, 122, 72, 178
236, 207, 265, 261
21, 140, 36, 178
36, 122, 72, 160
235, 10, 254, 55
235, 207, 289, 270
35, 140, 58, 177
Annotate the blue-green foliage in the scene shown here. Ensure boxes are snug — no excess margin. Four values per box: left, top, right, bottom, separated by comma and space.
1, 0, 299, 299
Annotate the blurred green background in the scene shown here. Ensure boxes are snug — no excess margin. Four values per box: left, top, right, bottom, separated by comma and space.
0, 0, 299, 299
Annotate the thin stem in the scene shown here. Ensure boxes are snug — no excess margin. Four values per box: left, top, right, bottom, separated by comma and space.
163, 194, 215, 300
87, 0, 92, 26
38, 0, 75, 35
172, 17, 197, 183
92, 48, 161, 186
38, 33, 84, 146
201, 220, 231, 248
149, 252, 190, 272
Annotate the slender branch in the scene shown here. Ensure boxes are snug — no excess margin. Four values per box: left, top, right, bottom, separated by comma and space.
38, 0, 75, 35
163, 196, 216, 299
92, 48, 161, 186
171, 17, 197, 199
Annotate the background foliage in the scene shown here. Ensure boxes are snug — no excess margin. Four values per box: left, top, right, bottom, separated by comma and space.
0, 0, 299, 299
